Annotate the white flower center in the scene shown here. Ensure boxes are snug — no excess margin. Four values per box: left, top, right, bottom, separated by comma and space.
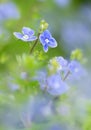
45, 39, 49, 43
23, 35, 29, 40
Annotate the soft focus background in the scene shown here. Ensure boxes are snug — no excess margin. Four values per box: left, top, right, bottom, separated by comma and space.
0, 0, 91, 130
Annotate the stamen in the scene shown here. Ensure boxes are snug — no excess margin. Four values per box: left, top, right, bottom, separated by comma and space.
23, 35, 29, 40
45, 39, 49, 43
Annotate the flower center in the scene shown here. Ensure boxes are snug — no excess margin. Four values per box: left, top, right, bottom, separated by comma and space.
45, 39, 49, 43
23, 35, 29, 40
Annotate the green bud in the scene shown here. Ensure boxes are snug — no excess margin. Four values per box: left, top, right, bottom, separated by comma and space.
70, 49, 83, 62
39, 20, 49, 33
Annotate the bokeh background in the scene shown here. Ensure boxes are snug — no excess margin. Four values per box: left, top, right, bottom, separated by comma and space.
0, 0, 91, 130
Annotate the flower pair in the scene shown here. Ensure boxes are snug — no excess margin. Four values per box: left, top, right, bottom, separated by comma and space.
13, 27, 57, 52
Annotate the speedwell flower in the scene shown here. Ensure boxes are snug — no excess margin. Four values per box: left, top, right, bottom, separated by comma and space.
55, 56, 68, 71
47, 74, 69, 96
68, 60, 86, 77
13, 27, 37, 42
39, 30, 57, 52
68, 60, 83, 73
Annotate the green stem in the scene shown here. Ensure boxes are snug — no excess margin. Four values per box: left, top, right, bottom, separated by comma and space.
63, 71, 70, 81
30, 33, 40, 54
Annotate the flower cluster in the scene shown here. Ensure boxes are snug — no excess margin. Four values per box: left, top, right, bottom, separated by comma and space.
37, 56, 86, 96
13, 21, 86, 97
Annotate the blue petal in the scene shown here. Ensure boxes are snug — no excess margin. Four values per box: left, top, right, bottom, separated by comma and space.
13, 32, 23, 39
43, 44, 48, 52
68, 60, 81, 73
56, 56, 68, 67
43, 30, 52, 38
20, 36, 37, 42
22, 27, 34, 36
27, 36, 37, 41
39, 35, 46, 45
48, 38, 57, 48
47, 81, 68, 96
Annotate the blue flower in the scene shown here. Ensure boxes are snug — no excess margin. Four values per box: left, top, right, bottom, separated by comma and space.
39, 30, 57, 52
47, 74, 69, 96
13, 27, 37, 42
36, 71, 68, 96
55, 56, 68, 71
68, 60, 83, 73
68, 60, 86, 80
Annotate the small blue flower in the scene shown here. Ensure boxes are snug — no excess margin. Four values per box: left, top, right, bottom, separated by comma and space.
39, 30, 57, 52
55, 56, 68, 71
47, 74, 69, 96
13, 27, 37, 42
56, 56, 68, 67
67, 60, 87, 82
68, 60, 82, 73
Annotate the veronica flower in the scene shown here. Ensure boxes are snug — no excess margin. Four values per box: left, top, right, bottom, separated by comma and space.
67, 60, 86, 81
55, 56, 68, 71
47, 74, 69, 96
39, 30, 57, 52
68, 60, 83, 73
13, 27, 37, 42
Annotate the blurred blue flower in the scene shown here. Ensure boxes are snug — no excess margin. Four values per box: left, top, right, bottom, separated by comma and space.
0, 2, 20, 21
47, 74, 69, 96
20, 72, 27, 80
55, 56, 68, 71
13, 27, 37, 42
67, 60, 86, 81
68, 60, 83, 73
37, 71, 68, 96
61, 21, 91, 51
39, 30, 57, 52
23, 95, 53, 123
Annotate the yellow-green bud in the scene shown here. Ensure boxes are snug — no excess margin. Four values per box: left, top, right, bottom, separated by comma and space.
39, 20, 49, 33
70, 49, 83, 61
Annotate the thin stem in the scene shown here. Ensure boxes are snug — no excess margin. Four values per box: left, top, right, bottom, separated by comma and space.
63, 71, 70, 81
30, 33, 40, 54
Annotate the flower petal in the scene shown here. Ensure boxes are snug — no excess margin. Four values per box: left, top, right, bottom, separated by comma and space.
48, 38, 57, 48
13, 32, 23, 39
47, 81, 69, 96
43, 44, 48, 52
39, 35, 46, 45
22, 27, 34, 36
27, 36, 37, 41
43, 30, 52, 38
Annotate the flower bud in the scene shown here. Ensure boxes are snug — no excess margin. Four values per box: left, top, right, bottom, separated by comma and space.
39, 20, 49, 33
